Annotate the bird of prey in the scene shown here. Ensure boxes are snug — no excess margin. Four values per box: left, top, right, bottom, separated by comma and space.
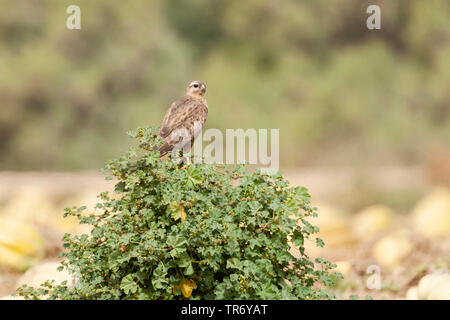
154, 80, 208, 159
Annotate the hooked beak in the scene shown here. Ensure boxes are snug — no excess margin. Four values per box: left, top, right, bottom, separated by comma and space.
201, 84, 206, 93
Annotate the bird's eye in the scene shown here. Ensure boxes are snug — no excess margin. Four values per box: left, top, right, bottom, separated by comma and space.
193, 84, 199, 88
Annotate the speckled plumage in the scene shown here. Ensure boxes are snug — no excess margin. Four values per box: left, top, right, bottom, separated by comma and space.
155, 80, 208, 157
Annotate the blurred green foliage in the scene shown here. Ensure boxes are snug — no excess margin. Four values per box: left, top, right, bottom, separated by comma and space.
0, 0, 449, 170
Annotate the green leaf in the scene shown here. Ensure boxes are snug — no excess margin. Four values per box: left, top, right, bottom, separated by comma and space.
186, 166, 203, 186
120, 274, 138, 295
316, 237, 325, 248
167, 235, 187, 248
226, 258, 242, 270
292, 229, 304, 247
151, 264, 168, 290
170, 247, 186, 258
184, 264, 194, 276
167, 202, 187, 222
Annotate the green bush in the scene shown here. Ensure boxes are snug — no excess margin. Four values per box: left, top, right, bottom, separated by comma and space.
16, 127, 339, 300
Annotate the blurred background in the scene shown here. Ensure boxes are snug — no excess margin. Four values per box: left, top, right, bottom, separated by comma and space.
0, 0, 449, 299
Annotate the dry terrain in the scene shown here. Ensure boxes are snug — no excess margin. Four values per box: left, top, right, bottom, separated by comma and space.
1, 167, 449, 299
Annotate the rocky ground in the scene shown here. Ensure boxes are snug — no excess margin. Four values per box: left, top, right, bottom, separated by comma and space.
0, 168, 449, 299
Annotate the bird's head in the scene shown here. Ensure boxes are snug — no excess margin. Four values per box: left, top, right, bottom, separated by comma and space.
186, 80, 207, 98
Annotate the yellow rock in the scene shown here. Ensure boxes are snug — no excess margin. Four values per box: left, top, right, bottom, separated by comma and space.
1, 188, 57, 225
407, 273, 450, 300
56, 192, 101, 234
411, 188, 450, 237
406, 287, 419, 300
417, 273, 450, 300
301, 204, 358, 257
0, 217, 45, 271
428, 280, 450, 300
310, 204, 357, 246
372, 232, 412, 268
15, 261, 75, 289
312, 204, 348, 232
334, 261, 352, 276
352, 205, 395, 238
1, 189, 100, 234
